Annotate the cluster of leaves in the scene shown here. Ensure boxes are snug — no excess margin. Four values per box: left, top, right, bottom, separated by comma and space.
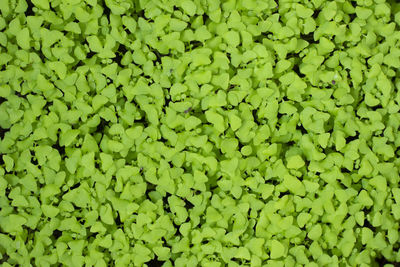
1, 0, 400, 266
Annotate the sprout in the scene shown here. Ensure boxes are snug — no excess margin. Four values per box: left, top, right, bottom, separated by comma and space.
1, 0, 400, 265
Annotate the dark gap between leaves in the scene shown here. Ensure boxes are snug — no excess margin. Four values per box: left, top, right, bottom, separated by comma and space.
296, 124, 308, 135
146, 258, 165, 267
25, 0, 35, 16
69, 182, 81, 190
52, 229, 62, 239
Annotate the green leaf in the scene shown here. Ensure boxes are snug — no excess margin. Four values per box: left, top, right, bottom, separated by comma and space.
32, 0, 49, 9
16, 28, 30, 50
205, 110, 225, 133
100, 204, 114, 225
286, 155, 305, 169
270, 240, 285, 259
181, 0, 197, 16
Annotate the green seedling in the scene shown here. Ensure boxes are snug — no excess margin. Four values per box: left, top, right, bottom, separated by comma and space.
0, 0, 400, 266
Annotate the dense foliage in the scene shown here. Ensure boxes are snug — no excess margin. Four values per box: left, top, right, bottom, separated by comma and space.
1, 0, 400, 266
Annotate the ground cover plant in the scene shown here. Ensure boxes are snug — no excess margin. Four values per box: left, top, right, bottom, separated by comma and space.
1, 0, 400, 266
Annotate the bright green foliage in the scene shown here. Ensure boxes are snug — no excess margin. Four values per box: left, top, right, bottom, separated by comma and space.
1, 0, 400, 266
